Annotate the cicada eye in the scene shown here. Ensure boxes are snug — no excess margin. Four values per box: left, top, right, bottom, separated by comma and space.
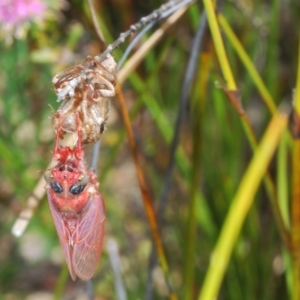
69, 184, 86, 195
51, 181, 63, 194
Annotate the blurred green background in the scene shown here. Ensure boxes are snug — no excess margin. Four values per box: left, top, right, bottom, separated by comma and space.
0, 0, 300, 299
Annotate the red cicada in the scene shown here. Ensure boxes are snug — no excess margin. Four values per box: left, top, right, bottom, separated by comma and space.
44, 121, 105, 281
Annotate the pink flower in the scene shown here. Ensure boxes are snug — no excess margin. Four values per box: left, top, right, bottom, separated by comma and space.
0, 0, 47, 26
0, 0, 67, 44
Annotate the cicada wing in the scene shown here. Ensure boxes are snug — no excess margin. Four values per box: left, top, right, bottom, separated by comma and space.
72, 192, 105, 281
46, 191, 77, 281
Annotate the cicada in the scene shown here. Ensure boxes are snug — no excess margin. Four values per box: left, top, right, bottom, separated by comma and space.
44, 120, 105, 281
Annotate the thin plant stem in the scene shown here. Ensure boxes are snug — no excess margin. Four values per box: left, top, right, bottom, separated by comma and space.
118, 21, 156, 70
85, 280, 95, 300
90, 140, 101, 170
294, 36, 300, 115
118, 5, 192, 84
118, 0, 193, 69
116, 84, 178, 300
265, 0, 280, 98
107, 238, 127, 300
158, 12, 207, 222
202, 0, 236, 90
97, 0, 195, 62
183, 47, 210, 300
218, 12, 294, 167
145, 10, 208, 300
291, 36, 300, 300
217, 14, 276, 114
292, 140, 300, 300
86, 0, 106, 50
277, 137, 290, 230
11, 135, 74, 237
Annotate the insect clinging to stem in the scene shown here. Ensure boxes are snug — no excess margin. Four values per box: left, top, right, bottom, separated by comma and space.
44, 115, 105, 281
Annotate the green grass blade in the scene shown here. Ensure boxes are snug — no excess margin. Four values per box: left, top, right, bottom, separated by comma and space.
202, 0, 236, 90
198, 110, 289, 300
217, 14, 277, 115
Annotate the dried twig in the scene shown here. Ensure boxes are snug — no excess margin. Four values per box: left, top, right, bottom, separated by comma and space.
12, 135, 73, 237
118, 0, 195, 69
118, 4, 192, 84
97, 0, 194, 62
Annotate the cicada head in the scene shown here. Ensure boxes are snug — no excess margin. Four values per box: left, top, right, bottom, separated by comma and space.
44, 159, 94, 213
